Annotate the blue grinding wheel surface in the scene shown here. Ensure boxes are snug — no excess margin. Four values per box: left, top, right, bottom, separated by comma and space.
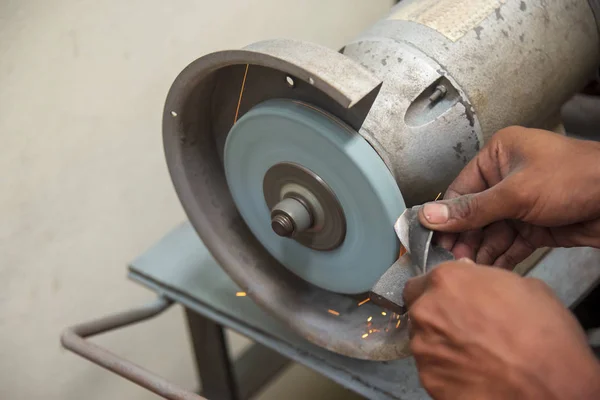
224, 100, 406, 294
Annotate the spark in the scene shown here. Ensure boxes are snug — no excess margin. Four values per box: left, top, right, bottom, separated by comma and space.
381, 311, 387, 316
170, 111, 178, 117
357, 298, 370, 306
396, 320, 401, 329
233, 64, 250, 123
235, 292, 247, 297
328, 309, 340, 316
362, 333, 369, 339
434, 192, 442, 201
367, 316, 372, 322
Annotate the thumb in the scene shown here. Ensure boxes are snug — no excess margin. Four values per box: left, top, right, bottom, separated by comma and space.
418, 184, 520, 232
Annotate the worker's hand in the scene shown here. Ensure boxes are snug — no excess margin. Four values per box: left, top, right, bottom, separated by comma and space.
418, 127, 600, 268
404, 260, 600, 400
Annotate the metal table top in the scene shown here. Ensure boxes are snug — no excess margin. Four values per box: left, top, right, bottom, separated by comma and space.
128, 222, 428, 400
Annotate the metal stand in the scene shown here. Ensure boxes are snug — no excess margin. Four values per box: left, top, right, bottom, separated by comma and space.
185, 309, 289, 399
61, 297, 290, 400
60, 297, 203, 400
61, 222, 600, 400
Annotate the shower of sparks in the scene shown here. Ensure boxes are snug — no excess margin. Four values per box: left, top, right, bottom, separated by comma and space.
235, 292, 247, 297
357, 298, 370, 306
327, 309, 340, 316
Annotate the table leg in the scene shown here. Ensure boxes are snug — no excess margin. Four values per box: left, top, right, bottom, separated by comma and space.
185, 308, 239, 400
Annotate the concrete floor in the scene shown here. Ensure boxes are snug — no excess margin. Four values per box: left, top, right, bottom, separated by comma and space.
0, 0, 393, 398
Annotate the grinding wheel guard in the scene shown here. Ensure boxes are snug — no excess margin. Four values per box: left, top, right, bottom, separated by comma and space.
370, 206, 454, 314
164, 38, 416, 360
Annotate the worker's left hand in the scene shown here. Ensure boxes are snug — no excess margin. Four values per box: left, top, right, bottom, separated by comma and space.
404, 259, 600, 400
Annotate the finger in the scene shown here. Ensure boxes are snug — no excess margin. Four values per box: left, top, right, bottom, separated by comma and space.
403, 275, 429, 309
445, 146, 503, 197
475, 221, 517, 265
434, 191, 462, 251
548, 220, 600, 248
418, 181, 522, 232
451, 229, 483, 260
493, 235, 537, 269
435, 232, 457, 251
434, 232, 457, 251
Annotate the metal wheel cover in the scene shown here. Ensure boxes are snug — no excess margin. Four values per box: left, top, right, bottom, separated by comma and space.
224, 99, 405, 294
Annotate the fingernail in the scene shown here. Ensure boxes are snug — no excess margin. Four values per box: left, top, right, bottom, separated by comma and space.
459, 257, 474, 264
423, 203, 449, 224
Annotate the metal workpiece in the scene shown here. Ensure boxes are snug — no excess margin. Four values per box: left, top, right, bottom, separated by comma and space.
370, 257, 418, 315
394, 206, 454, 275
264, 162, 346, 250
371, 207, 454, 314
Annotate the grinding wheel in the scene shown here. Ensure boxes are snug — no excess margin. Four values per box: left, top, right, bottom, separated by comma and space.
224, 99, 405, 294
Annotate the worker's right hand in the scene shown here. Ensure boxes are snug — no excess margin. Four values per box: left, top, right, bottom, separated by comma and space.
418, 126, 600, 268
404, 259, 600, 400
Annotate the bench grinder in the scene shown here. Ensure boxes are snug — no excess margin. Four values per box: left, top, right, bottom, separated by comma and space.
163, 0, 600, 360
